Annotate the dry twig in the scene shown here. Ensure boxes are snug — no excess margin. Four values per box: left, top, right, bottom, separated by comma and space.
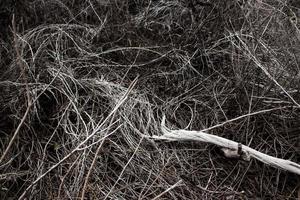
149, 116, 300, 175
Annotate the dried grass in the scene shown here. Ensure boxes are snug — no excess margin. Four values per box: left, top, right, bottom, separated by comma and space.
0, 0, 300, 199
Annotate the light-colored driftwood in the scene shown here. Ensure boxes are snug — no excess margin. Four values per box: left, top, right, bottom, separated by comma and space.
150, 116, 300, 175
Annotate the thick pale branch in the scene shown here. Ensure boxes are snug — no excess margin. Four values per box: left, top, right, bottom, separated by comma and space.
150, 116, 300, 175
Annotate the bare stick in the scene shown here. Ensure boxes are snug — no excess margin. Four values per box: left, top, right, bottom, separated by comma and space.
152, 180, 183, 200
149, 116, 300, 175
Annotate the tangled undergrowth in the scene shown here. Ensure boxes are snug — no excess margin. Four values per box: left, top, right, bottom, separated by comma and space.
0, 0, 300, 199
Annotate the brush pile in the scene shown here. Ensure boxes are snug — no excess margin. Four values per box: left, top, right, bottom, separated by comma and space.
0, 0, 300, 199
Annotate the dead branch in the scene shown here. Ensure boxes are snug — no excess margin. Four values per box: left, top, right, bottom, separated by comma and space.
149, 116, 300, 175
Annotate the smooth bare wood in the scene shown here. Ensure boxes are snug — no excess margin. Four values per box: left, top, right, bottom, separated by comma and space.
149, 116, 300, 175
